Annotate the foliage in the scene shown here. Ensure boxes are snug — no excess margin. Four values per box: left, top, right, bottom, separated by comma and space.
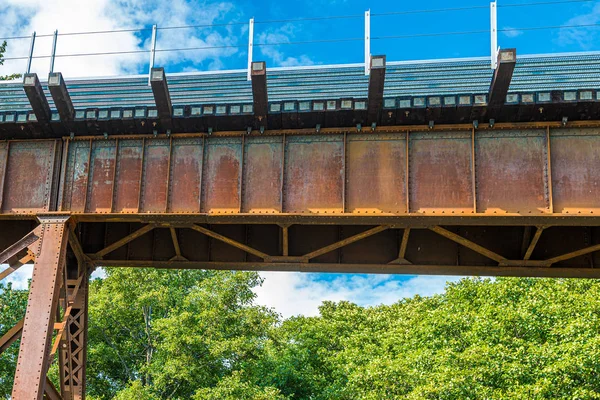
86, 268, 277, 399
0, 283, 28, 399
2, 273, 600, 399
0, 40, 22, 81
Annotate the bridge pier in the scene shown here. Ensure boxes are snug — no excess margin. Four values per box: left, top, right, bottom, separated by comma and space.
7, 216, 89, 400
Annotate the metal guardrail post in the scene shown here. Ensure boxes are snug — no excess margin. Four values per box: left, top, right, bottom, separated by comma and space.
49, 30, 58, 73
490, 1, 498, 70
26, 32, 36, 74
148, 24, 157, 86
365, 10, 371, 76
247, 18, 254, 81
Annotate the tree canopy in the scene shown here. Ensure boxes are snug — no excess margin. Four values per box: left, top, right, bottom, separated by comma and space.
1, 271, 600, 399
0, 41, 20, 81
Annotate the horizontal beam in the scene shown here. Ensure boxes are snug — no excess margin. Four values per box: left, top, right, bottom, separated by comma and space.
63, 213, 600, 227
90, 259, 600, 278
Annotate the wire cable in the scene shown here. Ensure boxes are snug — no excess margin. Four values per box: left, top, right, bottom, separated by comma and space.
0, 0, 597, 41
499, 0, 595, 8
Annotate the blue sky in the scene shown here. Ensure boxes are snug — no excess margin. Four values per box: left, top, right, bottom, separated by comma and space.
0, 0, 599, 317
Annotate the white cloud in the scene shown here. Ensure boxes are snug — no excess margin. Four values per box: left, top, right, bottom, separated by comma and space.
254, 272, 461, 318
256, 23, 314, 67
501, 27, 523, 38
0, 263, 33, 290
556, 3, 600, 50
0, 0, 243, 78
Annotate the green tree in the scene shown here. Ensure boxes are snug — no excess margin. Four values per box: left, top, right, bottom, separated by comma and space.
0, 283, 28, 398
0, 41, 22, 81
86, 268, 278, 399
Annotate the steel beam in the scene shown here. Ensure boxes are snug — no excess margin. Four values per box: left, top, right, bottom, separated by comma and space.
150, 67, 173, 132
488, 48, 516, 109
0, 318, 23, 354
23, 73, 51, 124
251, 61, 268, 129
48, 72, 75, 122
12, 216, 70, 400
367, 55, 386, 125
90, 259, 600, 279
59, 259, 89, 400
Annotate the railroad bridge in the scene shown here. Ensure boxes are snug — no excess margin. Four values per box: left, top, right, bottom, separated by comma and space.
2, 49, 600, 398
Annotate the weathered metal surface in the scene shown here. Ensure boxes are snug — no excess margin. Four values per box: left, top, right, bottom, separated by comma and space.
62, 140, 92, 212
12, 217, 69, 400
346, 134, 407, 214
203, 137, 242, 213
86, 140, 117, 213
284, 135, 344, 213
113, 139, 144, 213
168, 138, 203, 213
242, 136, 283, 213
551, 129, 600, 214
475, 130, 549, 214
2, 141, 59, 214
0, 126, 599, 219
59, 260, 88, 400
140, 139, 170, 213
409, 131, 474, 213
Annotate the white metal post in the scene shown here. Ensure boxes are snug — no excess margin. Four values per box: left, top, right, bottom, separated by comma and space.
365, 10, 371, 76
148, 24, 158, 86
490, 1, 498, 70
247, 18, 254, 81
26, 32, 36, 74
49, 30, 58, 73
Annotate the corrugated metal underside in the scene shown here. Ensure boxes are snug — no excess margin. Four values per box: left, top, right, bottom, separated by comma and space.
1, 53, 600, 112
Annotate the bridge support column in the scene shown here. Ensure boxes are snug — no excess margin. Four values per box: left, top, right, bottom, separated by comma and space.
59, 256, 89, 400
12, 216, 70, 400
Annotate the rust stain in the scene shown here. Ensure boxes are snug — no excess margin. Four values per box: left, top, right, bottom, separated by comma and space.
476, 130, 548, 214
66, 144, 91, 212
410, 132, 473, 213
551, 133, 600, 213
140, 140, 170, 213
3, 142, 56, 213
204, 140, 242, 213
242, 139, 282, 213
284, 136, 343, 213
169, 139, 203, 213
113, 141, 143, 213
86, 142, 117, 213
346, 136, 407, 214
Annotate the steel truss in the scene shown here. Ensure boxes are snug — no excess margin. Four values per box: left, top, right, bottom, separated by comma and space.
0, 216, 88, 400
3, 216, 600, 398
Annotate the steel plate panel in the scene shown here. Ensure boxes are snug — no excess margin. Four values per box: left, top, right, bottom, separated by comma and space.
140, 139, 170, 213
410, 131, 473, 213
86, 140, 117, 213
168, 138, 203, 213
0, 142, 8, 207
476, 130, 549, 214
203, 138, 242, 213
113, 139, 144, 213
346, 134, 407, 214
2, 141, 57, 213
284, 135, 344, 213
550, 129, 600, 213
242, 136, 283, 213
62, 140, 91, 212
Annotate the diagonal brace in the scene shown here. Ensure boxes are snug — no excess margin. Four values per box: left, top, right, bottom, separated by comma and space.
430, 226, 506, 263
0, 318, 23, 355
191, 224, 270, 260
0, 225, 41, 264
91, 224, 155, 259
303, 225, 388, 261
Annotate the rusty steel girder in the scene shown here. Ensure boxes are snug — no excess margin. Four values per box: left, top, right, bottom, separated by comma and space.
0, 124, 598, 218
